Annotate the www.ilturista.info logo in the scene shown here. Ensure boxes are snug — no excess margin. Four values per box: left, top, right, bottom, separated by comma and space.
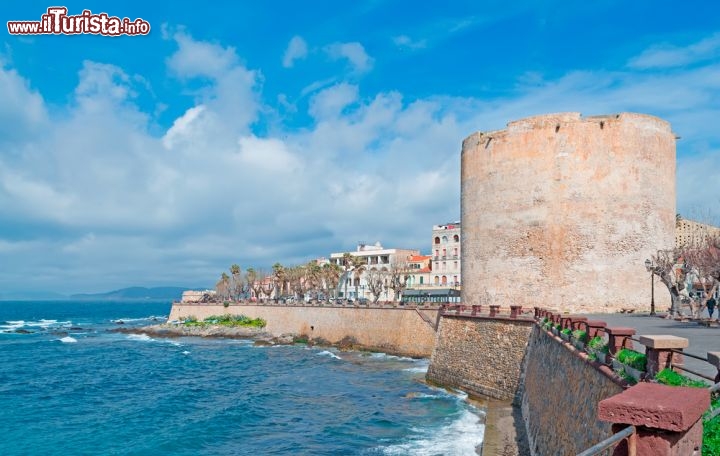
7, 7, 150, 36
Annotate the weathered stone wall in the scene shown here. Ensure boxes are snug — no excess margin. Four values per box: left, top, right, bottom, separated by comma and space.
426, 315, 534, 400
520, 326, 623, 455
167, 304, 438, 358
461, 112, 676, 313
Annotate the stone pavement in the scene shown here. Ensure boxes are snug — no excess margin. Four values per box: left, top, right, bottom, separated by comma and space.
581, 311, 720, 381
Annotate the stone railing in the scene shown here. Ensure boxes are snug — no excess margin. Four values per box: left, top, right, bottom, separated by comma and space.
439, 303, 534, 320
174, 299, 443, 311
534, 307, 714, 455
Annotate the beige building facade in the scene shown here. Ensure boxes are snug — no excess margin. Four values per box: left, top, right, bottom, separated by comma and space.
676, 218, 720, 248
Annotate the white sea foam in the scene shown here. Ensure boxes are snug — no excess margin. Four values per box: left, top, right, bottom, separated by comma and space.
380, 408, 484, 455
0, 320, 26, 332
404, 359, 429, 373
59, 336, 77, 343
126, 334, 153, 342
403, 366, 430, 373
182, 350, 191, 355
317, 350, 342, 360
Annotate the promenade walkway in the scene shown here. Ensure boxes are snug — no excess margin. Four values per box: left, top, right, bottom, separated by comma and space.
582, 311, 720, 380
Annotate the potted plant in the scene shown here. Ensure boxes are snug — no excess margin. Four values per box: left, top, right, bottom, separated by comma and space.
586, 336, 609, 362
571, 329, 588, 350
560, 327, 572, 341
613, 348, 647, 382
654, 368, 708, 388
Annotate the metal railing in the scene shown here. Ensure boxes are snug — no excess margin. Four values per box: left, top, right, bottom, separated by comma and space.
576, 425, 636, 456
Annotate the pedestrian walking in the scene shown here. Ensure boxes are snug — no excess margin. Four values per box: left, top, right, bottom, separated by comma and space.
707, 296, 717, 319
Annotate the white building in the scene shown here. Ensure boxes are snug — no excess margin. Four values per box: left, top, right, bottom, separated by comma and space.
329, 242, 420, 301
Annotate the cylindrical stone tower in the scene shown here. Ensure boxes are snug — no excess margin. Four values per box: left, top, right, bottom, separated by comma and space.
461, 112, 676, 313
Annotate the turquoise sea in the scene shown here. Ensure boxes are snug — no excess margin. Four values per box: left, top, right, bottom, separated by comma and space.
0, 301, 484, 455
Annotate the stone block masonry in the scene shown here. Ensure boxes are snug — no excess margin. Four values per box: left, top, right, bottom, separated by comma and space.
426, 315, 534, 400
461, 112, 676, 313
168, 303, 439, 358
520, 325, 623, 455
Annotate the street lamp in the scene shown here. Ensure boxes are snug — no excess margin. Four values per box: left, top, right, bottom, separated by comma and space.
644, 259, 656, 316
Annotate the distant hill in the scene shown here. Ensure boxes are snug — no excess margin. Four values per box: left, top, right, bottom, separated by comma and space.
70, 286, 193, 301
0, 291, 69, 301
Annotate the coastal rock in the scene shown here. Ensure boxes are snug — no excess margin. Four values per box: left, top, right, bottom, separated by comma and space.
110, 324, 269, 340
14, 329, 33, 334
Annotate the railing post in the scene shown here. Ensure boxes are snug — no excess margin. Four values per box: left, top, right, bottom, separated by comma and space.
605, 327, 636, 364
707, 352, 720, 383
471, 305, 481, 316
569, 316, 588, 331
489, 305, 500, 317
598, 383, 708, 455
584, 320, 607, 339
638, 335, 689, 378
510, 305, 522, 318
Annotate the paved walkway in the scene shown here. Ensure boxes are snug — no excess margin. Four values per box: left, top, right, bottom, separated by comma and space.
581, 312, 720, 381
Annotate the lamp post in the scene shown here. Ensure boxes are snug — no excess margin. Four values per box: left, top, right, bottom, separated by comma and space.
644, 259, 656, 316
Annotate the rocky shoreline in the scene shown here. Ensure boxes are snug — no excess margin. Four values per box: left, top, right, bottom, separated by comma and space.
110, 323, 402, 353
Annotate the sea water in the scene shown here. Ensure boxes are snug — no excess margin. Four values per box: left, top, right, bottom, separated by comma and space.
0, 301, 484, 455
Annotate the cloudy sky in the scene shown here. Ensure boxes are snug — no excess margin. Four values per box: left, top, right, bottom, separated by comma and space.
1, 1, 719, 294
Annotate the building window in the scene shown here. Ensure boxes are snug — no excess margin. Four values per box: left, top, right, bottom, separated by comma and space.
420, 277, 424, 285
434, 276, 439, 285
453, 275, 458, 285
454, 261, 458, 269
442, 262, 446, 270
442, 276, 447, 285
442, 248, 446, 257
434, 236, 440, 244
454, 234, 459, 242
442, 236, 448, 244
454, 248, 458, 256
435, 249, 439, 257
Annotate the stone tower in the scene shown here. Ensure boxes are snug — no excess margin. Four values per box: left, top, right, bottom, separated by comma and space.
461, 112, 676, 313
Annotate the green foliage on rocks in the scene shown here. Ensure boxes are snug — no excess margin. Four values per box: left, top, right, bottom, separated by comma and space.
561, 327, 571, 335
616, 348, 647, 371
182, 314, 266, 328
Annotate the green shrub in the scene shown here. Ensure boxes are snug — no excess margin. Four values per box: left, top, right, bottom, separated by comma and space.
561, 327, 571, 335
704, 396, 720, 455
182, 314, 266, 328
616, 348, 647, 371
616, 368, 638, 385
655, 368, 708, 388
587, 336, 608, 352
571, 330, 588, 343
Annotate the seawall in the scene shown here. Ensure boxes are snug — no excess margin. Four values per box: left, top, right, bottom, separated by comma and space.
427, 315, 534, 401
520, 325, 623, 455
168, 303, 439, 358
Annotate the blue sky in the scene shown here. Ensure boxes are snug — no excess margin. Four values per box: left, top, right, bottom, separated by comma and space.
1, 1, 719, 294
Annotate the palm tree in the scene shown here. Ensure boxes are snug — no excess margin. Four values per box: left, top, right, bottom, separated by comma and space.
322, 263, 342, 301
341, 253, 353, 300
245, 267, 258, 300
272, 263, 285, 300
215, 272, 231, 301
352, 255, 367, 300
230, 264, 242, 301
